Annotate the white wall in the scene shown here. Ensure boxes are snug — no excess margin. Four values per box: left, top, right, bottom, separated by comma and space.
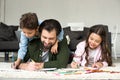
0, 0, 5, 22
0, 0, 120, 57
2, 0, 120, 32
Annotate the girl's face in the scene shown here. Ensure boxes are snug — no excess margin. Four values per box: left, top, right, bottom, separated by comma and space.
22, 28, 37, 38
88, 33, 102, 49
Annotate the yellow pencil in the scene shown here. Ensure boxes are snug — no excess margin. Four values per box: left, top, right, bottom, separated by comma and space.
31, 59, 35, 63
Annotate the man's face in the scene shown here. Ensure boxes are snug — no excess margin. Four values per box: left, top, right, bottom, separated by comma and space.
41, 29, 57, 49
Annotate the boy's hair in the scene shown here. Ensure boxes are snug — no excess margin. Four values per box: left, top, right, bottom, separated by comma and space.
39, 19, 61, 36
85, 24, 112, 66
20, 12, 39, 30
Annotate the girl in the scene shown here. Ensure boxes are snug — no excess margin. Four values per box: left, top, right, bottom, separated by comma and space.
71, 24, 112, 69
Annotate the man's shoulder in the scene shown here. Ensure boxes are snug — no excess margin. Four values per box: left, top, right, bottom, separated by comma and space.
58, 36, 68, 47
28, 38, 41, 50
59, 36, 67, 43
29, 38, 41, 44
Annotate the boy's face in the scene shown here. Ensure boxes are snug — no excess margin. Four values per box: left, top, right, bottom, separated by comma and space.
41, 29, 57, 49
88, 33, 102, 49
22, 28, 37, 38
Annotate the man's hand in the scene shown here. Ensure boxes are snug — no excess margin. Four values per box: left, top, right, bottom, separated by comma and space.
18, 62, 44, 71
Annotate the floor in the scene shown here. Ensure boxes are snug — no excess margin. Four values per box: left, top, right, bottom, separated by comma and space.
112, 57, 120, 63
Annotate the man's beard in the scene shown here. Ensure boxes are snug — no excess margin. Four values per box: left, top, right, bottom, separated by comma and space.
42, 41, 53, 50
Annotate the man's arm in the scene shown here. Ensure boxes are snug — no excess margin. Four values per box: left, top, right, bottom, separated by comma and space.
18, 62, 44, 71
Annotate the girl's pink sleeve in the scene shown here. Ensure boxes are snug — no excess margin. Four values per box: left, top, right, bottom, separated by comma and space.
73, 41, 85, 63
102, 61, 108, 67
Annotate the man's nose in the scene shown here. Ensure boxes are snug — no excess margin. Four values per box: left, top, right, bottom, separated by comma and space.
45, 39, 50, 44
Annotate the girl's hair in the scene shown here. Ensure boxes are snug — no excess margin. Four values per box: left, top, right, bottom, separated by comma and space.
20, 12, 39, 30
84, 24, 112, 66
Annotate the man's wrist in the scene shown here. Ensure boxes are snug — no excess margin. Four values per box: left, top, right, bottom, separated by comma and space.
39, 62, 44, 69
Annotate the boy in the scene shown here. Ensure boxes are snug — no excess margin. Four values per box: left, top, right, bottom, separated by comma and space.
12, 12, 64, 68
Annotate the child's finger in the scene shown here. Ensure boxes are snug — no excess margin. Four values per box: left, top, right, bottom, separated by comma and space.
11, 63, 17, 69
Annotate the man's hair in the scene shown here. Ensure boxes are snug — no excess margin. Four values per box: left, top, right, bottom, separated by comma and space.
20, 12, 39, 30
39, 19, 61, 36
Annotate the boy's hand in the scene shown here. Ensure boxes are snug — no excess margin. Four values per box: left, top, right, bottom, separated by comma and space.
51, 40, 58, 54
11, 61, 20, 69
11, 59, 21, 69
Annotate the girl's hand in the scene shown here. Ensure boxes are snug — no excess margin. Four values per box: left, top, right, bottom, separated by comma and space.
70, 61, 79, 68
92, 62, 103, 69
